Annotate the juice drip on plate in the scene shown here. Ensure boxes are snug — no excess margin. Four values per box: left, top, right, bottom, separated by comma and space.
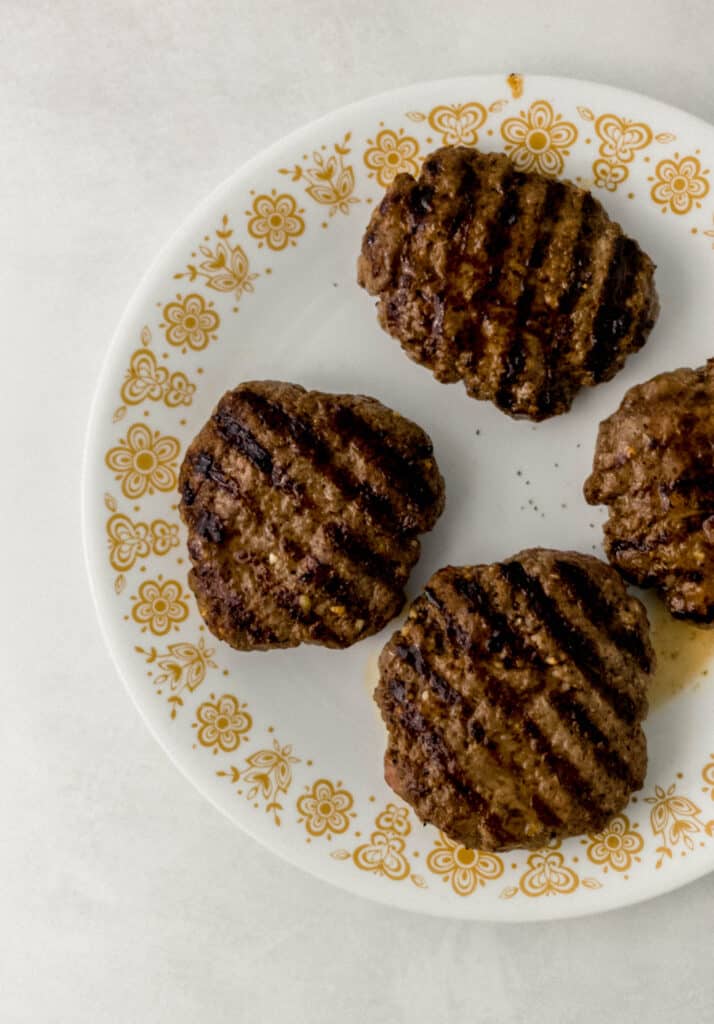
646, 598, 714, 709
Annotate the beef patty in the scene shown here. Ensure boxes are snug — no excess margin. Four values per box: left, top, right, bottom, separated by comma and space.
358, 146, 659, 421
585, 359, 714, 625
375, 549, 653, 851
178, 381, 445, 651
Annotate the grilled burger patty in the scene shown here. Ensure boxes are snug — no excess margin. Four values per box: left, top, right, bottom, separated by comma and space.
358, 146, 659, 421
375, 549, 653, 851
585, 360, 714, 625
178, 381, 445, 651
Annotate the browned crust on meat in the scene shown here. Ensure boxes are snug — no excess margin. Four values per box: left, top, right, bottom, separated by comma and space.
358, 146, 659, 421
375, 548, 653, 851
585, 359, 714, 625
178, 381, 445, 650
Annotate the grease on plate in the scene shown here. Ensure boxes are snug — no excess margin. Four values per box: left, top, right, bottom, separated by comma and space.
647, 599, 714, 708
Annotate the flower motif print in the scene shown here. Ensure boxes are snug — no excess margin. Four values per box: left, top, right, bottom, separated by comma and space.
518, 847, 579, 896
297, 779, 354, 838
105, 423, 180, 499
174, 215, 258, 306
375, 803, 411, 836
195, 693, 252, 753
131, 578, 188, 635
364, 128, 420, 187
352, 830, 410, 880
120, 346, 196, 406
646, 781, 714, 867
426, 832, 504, 895
650, 155, 709, 214
247, 191, 305, 250
161, 293, 220, 352
427, 102, 487, 145
586, 815, 644, 872
501, 100, 577, 176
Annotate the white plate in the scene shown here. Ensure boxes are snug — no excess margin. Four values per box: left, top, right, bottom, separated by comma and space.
83, 74, 714, 920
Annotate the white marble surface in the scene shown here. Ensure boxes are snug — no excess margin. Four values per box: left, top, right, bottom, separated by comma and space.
2, 2, 713, 1020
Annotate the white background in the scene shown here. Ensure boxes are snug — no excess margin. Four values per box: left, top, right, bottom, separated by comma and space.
2, 2, 714, 1021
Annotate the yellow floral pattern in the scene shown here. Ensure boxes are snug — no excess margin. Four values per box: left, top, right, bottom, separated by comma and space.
353, 830, 411, 880
246, 190, 305, 250
408, 102, 488, 146
131, 578, 189, 636
500, 841, 602, 899
650, 154, 710, 214
217, 739, 300, 825
136, 638, 217, 718
645, 781, 714, 867
592, 113, 653, 191
517, 846, 580, 896
585, 814, 644, 873
120, 333, 196, 407
426, 832, 504, 896
279, 134, 359, 218
331, 803, 426, 887
194, 693, 252, 754
364, 128, 420, 187
95, 77, 714, 911
501, 100, 577, 176
106, 512, 179, 571
175, 215, 258, 306
374, 804, 411, 836
514, 847, 581, 897
296, 778, 354, 838
161, 293, 220, 353
105, 423, 180, 499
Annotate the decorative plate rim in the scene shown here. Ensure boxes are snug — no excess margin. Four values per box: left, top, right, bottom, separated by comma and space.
82, 73, 714, 921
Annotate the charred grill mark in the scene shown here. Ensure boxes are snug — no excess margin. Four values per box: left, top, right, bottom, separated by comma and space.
235, 388, 409, 534
391, 643, 460, 708
324, 522, 400, 586
608, 537, 653, 557
406, 183, 435, 222
498, 180, 569, 414
476, 674, 596, 822
557, 193, 598, 316
659, 473, 714, 503
233, 393, 407, 586
483, 171, 522, 289
195, 511, 224, 543
554, 557, 652, 672
448, 166, 515, 365
549, 690, 639, 787
520, 716, 606, 818
191, 451, 241, 497
608, 505, 712, 570
586, 236, 638, 381
500, 560, 639, 724
214, 408, 274, 475
385, 678, 517, 846
495, 343, 526, 411
298, 557, 373, 623
331, 405, 436, 509
266, 581, 343, 645
390, 641, 564, 829
190, 568, 278, 647
447, 160, 480, 238
422, 587, 471, 648
449, 574, 546, 668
